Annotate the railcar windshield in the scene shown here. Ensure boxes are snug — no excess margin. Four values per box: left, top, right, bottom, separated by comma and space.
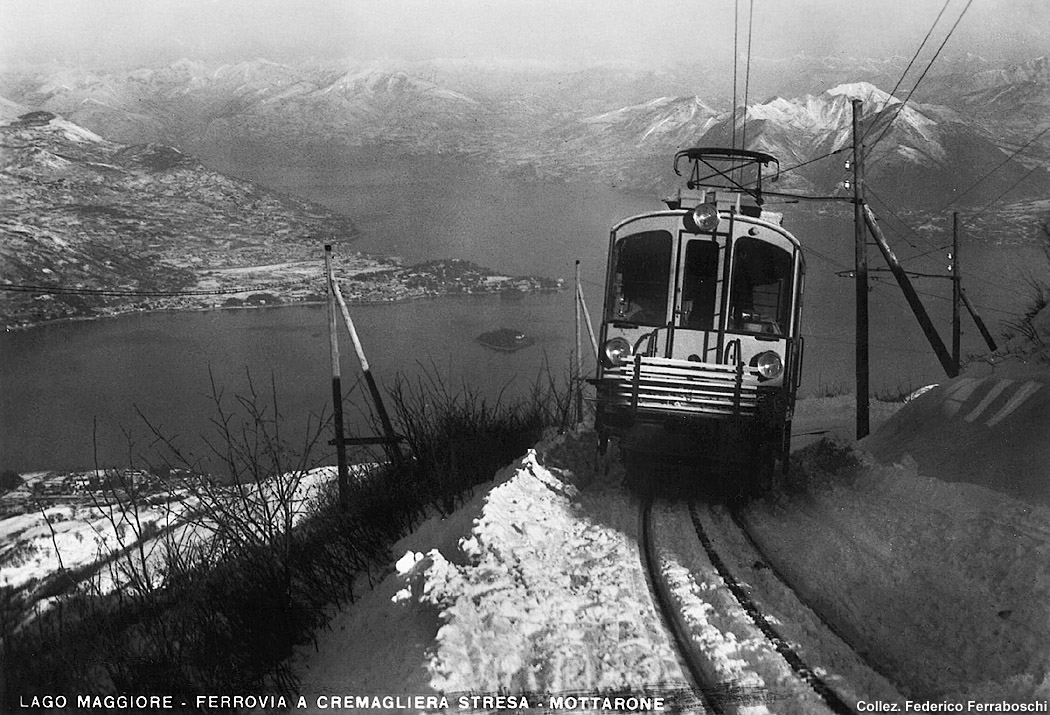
678, 239, 721, 329
728, 236, 793, 336
607, 230, 672, 326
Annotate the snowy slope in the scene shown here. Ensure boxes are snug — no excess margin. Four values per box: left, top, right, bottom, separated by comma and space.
294, 386, 1050, 710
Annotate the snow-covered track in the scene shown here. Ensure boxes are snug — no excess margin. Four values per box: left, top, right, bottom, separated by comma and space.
688, 501, 855, 715
639, 496, 725, 715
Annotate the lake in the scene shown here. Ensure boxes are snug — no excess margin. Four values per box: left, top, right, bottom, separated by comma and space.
1, 151, 1043, 471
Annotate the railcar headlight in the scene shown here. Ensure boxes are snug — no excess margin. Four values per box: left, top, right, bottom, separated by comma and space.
754, 351, 784, 380
601, 337, 633, 368
684, 203, 720, 233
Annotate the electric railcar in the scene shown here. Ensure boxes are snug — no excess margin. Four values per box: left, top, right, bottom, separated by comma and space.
591, 148, 805, 490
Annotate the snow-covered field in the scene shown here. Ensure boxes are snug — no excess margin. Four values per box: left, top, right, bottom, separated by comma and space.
1, 467, 338, 602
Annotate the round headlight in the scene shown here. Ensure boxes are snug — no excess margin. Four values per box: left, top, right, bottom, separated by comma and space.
755, 351, 784, 380
684, 203, 720, 233
601, 337, 633, 368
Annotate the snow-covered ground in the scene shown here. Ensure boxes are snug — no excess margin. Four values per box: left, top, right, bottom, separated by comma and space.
295, 431, 696, 712
1, 467, 338, 602
292, 384, 1050, 713
6, 380, 1049, 712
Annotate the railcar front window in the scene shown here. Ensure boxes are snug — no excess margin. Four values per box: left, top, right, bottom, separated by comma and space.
607, 230, 672, 326
728, 237, 792, 335
679, 239, 720, 329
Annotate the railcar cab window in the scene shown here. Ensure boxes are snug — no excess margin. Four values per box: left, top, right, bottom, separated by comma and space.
728, 236, 792, 336
679, 239, 720, 329
608, 230, 672, 326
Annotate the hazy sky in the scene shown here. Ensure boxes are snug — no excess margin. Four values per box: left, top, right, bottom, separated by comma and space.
1, 0, 1047, 69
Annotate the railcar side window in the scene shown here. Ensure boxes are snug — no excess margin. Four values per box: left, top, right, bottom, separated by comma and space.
608, 230, 672, 326
728, 237, 792, 335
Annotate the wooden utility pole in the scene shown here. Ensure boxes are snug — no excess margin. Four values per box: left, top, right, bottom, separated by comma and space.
852, 99, 870, 439
575, 260, 583, 424
952, 212, 961, 373
324, 244, 351, 511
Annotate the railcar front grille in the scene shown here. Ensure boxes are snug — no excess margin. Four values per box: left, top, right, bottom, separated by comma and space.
597, 356, 760, 417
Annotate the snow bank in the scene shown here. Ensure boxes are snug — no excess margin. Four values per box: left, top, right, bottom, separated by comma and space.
862, 373, 1050, 506
742, 439, 1050, 701
393, 432, 689, 698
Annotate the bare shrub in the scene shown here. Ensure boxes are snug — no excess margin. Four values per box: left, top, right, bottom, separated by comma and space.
3, 362, 568, 710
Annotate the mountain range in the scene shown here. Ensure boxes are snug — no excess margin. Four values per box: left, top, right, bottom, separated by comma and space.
2, 55, 1049, 328
2, 54, 1047, 209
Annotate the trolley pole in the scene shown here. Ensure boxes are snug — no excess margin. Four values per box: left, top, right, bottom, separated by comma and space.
852, 99, 870, 439
325, 245, 351, 512
952, 212, 961, 374
575, 260, 583, 425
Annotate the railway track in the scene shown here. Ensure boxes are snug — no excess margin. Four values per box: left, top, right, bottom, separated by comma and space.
640, 494, 865, 715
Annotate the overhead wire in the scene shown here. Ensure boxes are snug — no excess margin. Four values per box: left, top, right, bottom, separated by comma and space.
866, 0, 976, 160
968, 164, 1045, 222
934, 125, 1050, 214
865, 186, 1033, 302
731, 0, 739, 153
862, 0, 954, 144
740, 0, 755, 152
870, 275, 1018, 318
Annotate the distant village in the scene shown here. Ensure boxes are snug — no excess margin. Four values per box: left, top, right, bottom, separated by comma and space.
0, 467, 197, 517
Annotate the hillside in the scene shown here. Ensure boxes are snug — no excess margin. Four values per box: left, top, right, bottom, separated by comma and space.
0, 111, 559, 329
0, 110, 362, 327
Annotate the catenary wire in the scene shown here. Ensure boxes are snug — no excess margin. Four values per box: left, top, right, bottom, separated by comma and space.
861, 0, 955, 144
866, 0, 976, 160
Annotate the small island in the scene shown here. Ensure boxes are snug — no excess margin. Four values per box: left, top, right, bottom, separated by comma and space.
476, 327, 536, 353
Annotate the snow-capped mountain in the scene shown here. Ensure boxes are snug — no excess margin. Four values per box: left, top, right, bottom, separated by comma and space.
566, 80, 1049, 205
733, 81, 1046, 206
1, 55, 1047, 206
0, 59, 491, 155
919, 56, 1050, 164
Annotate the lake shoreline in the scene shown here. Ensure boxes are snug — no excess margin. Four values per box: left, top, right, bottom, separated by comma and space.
4, 288, 565, 334
2, 257, 565, 333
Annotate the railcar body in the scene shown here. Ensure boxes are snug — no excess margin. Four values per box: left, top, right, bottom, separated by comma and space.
592, 148, 805, 488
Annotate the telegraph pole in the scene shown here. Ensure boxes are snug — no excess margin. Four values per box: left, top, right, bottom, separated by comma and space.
952, 212, 961, 374
575, 260, 583, 424
852, 99, 870, 439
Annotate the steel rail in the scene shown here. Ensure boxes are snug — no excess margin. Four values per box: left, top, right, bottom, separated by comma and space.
639, 496, 724, 714
688, 501, 855, 714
